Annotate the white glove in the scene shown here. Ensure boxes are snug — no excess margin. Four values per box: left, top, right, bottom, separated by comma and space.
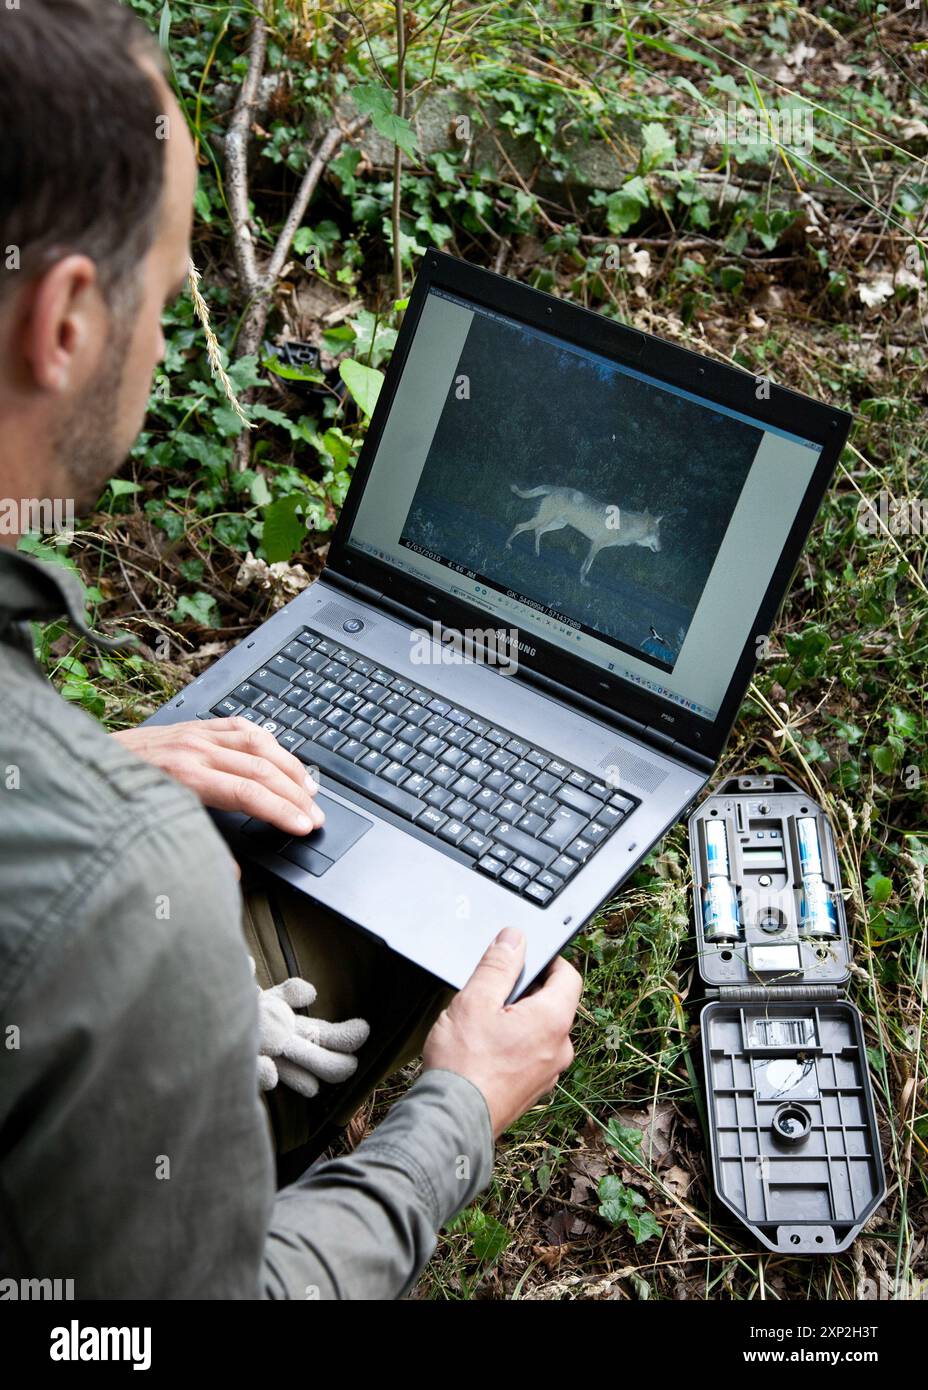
252, 963, 370, 1099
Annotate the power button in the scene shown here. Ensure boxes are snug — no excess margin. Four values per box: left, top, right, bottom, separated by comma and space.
343, 618, 364, 633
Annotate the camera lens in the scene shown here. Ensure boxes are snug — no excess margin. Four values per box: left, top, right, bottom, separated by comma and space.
772, 1102, 812, 1145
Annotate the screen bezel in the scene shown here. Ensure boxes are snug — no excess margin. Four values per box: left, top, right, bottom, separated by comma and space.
327, 251, 850, 764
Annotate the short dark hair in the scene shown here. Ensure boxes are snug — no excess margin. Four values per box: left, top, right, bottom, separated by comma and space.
0, 0, 167, 305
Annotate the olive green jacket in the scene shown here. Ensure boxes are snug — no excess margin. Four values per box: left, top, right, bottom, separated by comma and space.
0, 548, 493, 1299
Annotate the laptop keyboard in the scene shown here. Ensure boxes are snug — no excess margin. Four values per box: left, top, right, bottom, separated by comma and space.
206, 626, 638, 905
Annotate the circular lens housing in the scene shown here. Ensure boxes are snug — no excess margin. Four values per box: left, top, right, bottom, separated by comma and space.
772, 1102, 812, 1146
758, 907, 786, 934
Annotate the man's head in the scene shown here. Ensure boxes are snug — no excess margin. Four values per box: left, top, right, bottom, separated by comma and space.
0, 0, 197, 532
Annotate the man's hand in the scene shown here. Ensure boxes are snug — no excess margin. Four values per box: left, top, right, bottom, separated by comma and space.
113, 718, 324, 836
422, 927, 581, 1138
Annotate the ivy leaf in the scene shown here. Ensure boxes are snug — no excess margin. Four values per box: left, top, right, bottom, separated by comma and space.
870, 744, 896, 775
598, 1174, 633, 1226
262, 494, 308, 564
468, 1210, 510, 1265
322, 428, 354, 469
641, 122, 675, 170
604, 1119, 643, 1161
626, 1209, 662, 1244
172, 591, 219, 627
106, 479, 142, 500
339, 359, 384, 418
603, 176, 649, 235
263, 355, 325, 385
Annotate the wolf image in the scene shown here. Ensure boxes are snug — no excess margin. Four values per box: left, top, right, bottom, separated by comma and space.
505, 484, 685, 585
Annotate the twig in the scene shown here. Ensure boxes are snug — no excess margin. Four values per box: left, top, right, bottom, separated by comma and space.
392, 0, 407, 303
226, 5, 269, 299
229, 110, 367, 470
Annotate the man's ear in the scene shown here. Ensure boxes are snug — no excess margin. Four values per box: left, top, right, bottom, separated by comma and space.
21, 254, 104, 394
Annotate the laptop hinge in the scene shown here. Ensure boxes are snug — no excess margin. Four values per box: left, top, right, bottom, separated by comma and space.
643, 723, 711, 774
322, 567, 383, 604
321, 566, 711, 773
707, 984, 842, 1002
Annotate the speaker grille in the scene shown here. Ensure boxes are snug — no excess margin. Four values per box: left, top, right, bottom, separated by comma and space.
313, 601, 376, 635
598, 745, 668, 795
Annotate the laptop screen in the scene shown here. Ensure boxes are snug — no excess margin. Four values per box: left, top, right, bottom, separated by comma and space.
343, 287, 823, 723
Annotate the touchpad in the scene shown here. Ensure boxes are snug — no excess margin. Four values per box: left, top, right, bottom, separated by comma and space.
280, 794, 372, 877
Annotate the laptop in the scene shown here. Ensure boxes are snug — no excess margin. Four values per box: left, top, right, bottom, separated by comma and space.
146, 251, 850, 997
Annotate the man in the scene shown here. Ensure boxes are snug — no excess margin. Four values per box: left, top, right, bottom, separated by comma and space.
0, 0, 581, 1297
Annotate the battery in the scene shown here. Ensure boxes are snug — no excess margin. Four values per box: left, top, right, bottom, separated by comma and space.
703, 879, 741, 941
702, 820, 740, 941
800, 876, 839, 938
796, 816, 825, 876
796, 817, 839, 937
705, 819, 731, 876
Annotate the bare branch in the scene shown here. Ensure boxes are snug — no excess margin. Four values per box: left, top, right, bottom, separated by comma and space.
392, 0, 407, 303
266, 115, 367, 289
234, 114, 369, 365
231, 111, 370, 471
226, 6, 270, 297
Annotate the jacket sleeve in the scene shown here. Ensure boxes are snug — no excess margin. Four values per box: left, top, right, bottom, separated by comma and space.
262, 1068, 494, 1300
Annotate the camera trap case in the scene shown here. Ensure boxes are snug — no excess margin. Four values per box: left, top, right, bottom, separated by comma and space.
686, 775, 886, 1254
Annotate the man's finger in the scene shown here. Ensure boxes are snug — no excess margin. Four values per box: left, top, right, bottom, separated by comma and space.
198, 719, 319, 794
191, 763, 322, 835
457, 927, 526, 1011
207, 748, 323, 824
521, 953, 583, 1027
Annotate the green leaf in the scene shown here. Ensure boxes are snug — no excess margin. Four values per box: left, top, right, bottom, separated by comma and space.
263, 356, 325, 385
339, 359, 384, 418
353, 84, 417, 162
352, 84, 393, 120
248, 471, 272, 508
604, 1119, 643, 1161
641, 122, 675, 170
322, 427, 353, 469
720, 265, 745, 294
890, 705, 918, 738
626, 1209, 661, 1244
603, 176, 649, 235
598, 1173, 632, 1226
262, 494, 308, 565
172, 591, 219, 628
469, 1210, 510, 1265
193, 183, 212, 224
178, 558, 204, 583
107, 479, 142, 500
867, 873, 893, 905
870, 744, 896, 775
376, 111, 417, 161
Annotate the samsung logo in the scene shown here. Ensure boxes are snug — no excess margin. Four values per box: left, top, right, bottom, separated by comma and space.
510, 639, 536, 657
